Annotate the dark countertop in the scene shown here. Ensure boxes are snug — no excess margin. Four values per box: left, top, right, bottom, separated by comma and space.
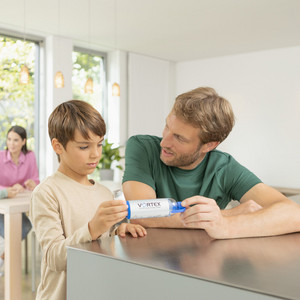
69, 228, 300, 299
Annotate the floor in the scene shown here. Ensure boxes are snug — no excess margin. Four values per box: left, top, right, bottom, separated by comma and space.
0, 232, 41, 300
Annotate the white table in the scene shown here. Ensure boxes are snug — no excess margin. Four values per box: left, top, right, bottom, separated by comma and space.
0, 191, 31, 300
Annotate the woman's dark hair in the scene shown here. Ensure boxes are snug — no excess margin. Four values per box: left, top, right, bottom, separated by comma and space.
7, 125, 28, 154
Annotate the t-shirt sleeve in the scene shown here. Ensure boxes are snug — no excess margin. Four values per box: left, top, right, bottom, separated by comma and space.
122, 136, 156, 190
220, 156, 262, 201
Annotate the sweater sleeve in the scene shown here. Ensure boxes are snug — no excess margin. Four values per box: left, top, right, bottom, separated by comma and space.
0, 189, 8, 199
30, 186, 92, 272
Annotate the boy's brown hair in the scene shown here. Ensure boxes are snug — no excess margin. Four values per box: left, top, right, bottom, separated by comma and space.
172, 87, 235, 144
48, 100, 106, 160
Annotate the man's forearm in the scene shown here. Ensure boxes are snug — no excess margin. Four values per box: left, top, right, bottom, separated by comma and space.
224, 200, 300, 238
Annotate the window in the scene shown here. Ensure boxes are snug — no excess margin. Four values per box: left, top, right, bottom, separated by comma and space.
72, 48, 107, 122
0, 34, 40, 157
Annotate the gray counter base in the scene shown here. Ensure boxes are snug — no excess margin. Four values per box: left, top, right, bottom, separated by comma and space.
67, 248, 279, 300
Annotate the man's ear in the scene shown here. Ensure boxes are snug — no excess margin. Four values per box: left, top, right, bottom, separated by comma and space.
202, 141, 220, 153
51, 138, 64, 155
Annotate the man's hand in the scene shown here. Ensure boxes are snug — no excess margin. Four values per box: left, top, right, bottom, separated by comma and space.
117, 223, 147, 238
88, 200, 128, 240
181, 196, 229, 239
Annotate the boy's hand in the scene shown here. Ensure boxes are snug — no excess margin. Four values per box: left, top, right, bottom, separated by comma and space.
88, 200, 128, 240
117, 223, 147, 238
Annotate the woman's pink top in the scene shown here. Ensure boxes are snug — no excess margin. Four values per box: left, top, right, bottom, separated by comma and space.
0, 150, 40, 189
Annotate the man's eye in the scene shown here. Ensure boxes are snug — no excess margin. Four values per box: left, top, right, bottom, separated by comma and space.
98, 143, 103, 148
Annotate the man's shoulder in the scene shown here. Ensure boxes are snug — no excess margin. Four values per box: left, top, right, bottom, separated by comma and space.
127, 135, 161, 152
128, 134, 161, 145
209, 149, 231, 160
207, 150, 238, 167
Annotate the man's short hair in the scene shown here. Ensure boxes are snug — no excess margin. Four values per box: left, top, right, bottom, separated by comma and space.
172, 87, 235, 144
48, 99, 106, 150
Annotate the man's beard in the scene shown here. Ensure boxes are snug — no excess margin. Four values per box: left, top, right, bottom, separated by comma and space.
160, 144, 203, 169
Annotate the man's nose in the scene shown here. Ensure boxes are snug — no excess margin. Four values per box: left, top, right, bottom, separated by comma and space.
161, 132, 172, 148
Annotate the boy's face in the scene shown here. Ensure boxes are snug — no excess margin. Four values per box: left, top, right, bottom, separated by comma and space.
55, 129, 103, 184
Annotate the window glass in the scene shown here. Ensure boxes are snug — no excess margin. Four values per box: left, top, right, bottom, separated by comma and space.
72, 49, 107, 181
0, 35, 38, 152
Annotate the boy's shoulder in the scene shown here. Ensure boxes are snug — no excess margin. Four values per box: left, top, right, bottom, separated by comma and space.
33, 172, 113, 198
32, 172, 64, 196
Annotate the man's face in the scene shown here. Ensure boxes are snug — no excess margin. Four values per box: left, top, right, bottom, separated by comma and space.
160, 113, 206, 170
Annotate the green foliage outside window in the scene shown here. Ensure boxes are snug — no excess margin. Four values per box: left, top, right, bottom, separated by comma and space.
72, 50, 105, 116
72, 49, 107, 181
0, 35, 36, 151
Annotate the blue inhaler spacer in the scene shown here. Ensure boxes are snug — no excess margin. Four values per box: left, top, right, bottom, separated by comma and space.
126, 201, 131, 219
171, 201, 186, 214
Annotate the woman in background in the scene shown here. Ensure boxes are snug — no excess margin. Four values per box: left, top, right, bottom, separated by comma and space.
0, 125, 39, 273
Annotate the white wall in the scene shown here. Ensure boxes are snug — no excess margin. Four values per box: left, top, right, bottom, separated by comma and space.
107, 50, 128, 146
127, 53, 175, 137
175, 46, 300, 188
40, 36, 73, 179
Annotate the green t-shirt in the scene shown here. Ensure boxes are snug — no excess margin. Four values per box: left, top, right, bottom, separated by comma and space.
122, 135, 262, 209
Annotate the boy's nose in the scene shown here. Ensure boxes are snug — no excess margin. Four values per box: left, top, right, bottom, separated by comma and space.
90, 147, 101, 158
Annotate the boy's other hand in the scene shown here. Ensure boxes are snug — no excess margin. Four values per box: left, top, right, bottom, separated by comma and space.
117, 223, 147, 238
88, 200, 128, 240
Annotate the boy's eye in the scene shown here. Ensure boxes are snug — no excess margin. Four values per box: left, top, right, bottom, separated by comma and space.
80, 146, 88, 150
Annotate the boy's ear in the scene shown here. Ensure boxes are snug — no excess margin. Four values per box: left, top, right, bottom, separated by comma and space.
202, 141, 220, 153
51, 138, 64, 155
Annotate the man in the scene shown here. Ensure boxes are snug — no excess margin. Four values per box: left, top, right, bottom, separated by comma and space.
122, 87, 300, 239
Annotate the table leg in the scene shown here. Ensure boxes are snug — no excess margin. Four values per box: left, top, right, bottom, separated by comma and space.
4, 213, 22, 300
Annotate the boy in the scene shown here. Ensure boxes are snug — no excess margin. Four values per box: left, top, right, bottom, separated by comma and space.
30, 100, 146, 300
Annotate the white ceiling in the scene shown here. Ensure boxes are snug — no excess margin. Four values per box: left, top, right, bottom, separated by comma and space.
1, 0, 300, 62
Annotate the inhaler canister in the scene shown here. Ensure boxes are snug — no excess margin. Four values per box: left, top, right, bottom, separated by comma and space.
126, 198, 185, 219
